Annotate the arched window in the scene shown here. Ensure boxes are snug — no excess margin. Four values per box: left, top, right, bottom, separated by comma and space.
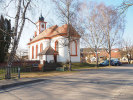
55, 41, 59, 52
40, 43, 43, 52
32, 46, 34, 59
70, 41, 77, 56
36, 45, 38, 58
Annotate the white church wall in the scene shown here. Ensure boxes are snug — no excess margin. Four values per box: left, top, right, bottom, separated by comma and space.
51, 36, 68, 62
47, 55, 54, 63
42, 55, 54, 63
28, 45, 31, 60
28, 35, 80, 63
29, 39, 50, 60
51, 36, 80, 63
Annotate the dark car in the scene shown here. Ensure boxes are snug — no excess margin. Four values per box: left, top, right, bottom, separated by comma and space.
99, 60, 115, 66
112, 60, 122, 66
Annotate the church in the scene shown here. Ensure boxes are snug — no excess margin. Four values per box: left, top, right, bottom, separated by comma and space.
28, 15, 80, 63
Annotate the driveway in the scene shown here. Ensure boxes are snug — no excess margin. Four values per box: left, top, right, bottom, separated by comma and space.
0, 64, 133, 100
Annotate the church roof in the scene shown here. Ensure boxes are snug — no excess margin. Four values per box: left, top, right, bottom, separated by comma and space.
28, 24, 80, 45
39, 14, 44, 21
38, 46, 58, 55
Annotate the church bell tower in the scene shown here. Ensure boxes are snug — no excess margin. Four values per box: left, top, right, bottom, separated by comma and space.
34, 14, 47, 37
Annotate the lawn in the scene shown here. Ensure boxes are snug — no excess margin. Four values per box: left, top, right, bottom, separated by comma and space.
0, 63, 113, 79
71, 63, 96, 69
20, 71, 77, 78
71, 63, 113, 69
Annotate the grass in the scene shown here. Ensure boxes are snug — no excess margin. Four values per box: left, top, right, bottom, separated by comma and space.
0, 63, 114, 79
20, 71, 77, 78
71, 63, 96, 69
20, 63, 112, 78
20, 63, 96, 78
71, 63, 114, 70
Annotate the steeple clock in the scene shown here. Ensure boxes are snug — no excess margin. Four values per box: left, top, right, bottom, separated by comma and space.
34, 14, 47, 37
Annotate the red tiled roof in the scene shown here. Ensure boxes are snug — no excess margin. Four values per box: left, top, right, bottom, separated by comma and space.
92, 48, 121, 58
28, 24, 80, 45
38, 46, 58, 55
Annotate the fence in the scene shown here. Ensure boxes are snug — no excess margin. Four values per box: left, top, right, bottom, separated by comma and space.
0, 67, 20, 80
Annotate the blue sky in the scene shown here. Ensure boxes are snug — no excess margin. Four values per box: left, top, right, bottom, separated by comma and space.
1, 0, 133, 49
96, 0, 133, 40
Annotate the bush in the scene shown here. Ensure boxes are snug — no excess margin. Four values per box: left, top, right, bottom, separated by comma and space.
43, 62, 63, 71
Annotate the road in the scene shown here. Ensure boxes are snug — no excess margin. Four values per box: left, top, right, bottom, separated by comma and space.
0, 64, 133, 100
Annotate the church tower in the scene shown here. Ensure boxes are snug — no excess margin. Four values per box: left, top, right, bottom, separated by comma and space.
34, 14, 47, 37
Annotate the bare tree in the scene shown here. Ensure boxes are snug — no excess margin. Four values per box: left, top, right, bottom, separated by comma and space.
120, 39, 133, 64
79, 2, 105, 67
2, 0, 32, 79
52, 0, 81, 71
98, 4, 125, 66
119, 0, 133, 14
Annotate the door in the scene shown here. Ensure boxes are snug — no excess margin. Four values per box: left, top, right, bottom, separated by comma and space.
54, 54, 57, 63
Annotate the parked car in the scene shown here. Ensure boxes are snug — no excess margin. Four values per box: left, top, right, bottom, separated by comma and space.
112, 59, 122, 66
99, 60, 113, 66
99, 59, 122, 66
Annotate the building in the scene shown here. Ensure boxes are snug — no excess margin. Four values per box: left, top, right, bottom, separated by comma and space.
28, 15, 80, 63
81, 48, 122, 63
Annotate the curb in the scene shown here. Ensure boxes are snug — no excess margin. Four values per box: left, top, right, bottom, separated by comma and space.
0, 79, 45, 90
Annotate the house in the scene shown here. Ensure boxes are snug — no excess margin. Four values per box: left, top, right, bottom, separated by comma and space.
28, 15, 80, 63
81, 48, 122, 63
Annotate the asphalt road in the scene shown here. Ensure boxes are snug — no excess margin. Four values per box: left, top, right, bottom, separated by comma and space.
0, 64, 133, 100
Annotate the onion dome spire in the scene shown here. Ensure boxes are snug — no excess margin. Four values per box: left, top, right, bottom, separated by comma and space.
39, 13, 44, 21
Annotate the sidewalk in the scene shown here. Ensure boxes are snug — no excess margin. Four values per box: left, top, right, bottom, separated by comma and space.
0, 71, 75, 90
0, 78, 45, 90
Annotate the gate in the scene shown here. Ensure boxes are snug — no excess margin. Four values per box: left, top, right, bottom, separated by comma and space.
0, 67, 20, 80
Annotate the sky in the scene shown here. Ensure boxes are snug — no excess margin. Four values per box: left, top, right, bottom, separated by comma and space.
97, 0, 133, 40
0, 0, 133, 50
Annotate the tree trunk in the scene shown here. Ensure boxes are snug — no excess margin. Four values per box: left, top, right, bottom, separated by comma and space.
68, 43, 71, 71
67, 23, 72, 71
109, 50, 111, 66
67, 3, 71, 71
5, 0, 31, 79
95, 46, 98, 67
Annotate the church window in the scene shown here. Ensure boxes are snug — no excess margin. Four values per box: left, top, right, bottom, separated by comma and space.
70, 41, 77, 56
55, 41, 59, 52
32, 46, 34, 59
40, 43, 43, 52
36, 45, 38, 58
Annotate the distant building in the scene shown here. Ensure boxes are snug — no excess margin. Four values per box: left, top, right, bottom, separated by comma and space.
81, 48, 122, 63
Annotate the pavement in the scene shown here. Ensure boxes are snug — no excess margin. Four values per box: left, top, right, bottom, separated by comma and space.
0, 78, 45, 89
0, 64, 133, 100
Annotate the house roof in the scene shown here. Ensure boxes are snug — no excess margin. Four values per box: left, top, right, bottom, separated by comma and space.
28, 24, 80, 45
38, 46, 58, 55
